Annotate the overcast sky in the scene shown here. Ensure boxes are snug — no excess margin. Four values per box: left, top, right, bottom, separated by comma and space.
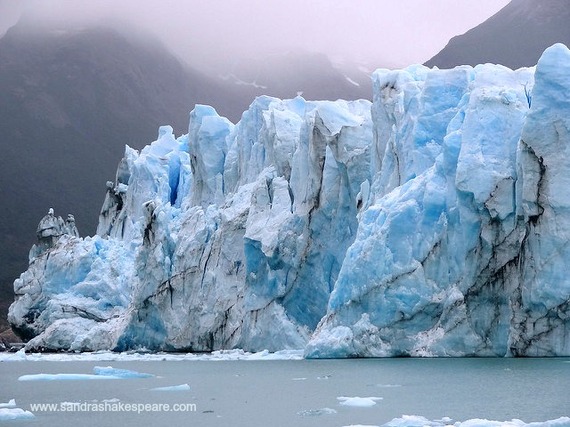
0, 0, 511, 69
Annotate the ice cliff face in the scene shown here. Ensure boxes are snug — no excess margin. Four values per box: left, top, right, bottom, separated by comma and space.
307, 44, 570, 357
9, 44, 570, 356
9, 97, 372, 352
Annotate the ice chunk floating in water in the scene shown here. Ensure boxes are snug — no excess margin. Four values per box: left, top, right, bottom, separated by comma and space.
19, 366, 154, 381
150, 384, 191, 391
0, 400, 34, 421
297, 408, 338, 417
19, 373, 116, 381
92, 366, 154, 378
8, 44, 570, 357
0, 400, 16, 409
337, 396, 383, 407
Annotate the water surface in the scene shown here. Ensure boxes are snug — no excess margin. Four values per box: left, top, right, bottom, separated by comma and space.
1, 357, 569, 426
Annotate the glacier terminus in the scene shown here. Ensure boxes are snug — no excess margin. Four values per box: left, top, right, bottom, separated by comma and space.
8, 44, 570, 357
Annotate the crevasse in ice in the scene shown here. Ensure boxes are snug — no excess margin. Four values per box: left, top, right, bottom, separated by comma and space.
9, 44, 570, 356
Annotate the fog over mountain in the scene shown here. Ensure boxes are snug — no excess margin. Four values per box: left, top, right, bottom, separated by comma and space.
0, 0, 509, 69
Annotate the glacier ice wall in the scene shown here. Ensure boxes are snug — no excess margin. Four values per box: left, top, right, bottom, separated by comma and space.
307, 44, 570, 357
8, 44, 570, 356
9, 97, 372, 352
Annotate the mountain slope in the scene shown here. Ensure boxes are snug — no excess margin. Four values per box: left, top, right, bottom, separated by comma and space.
221, 52, 372, 102
425, 0, 570, 69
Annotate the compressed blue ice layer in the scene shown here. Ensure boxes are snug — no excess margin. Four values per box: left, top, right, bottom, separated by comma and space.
9, 44, 570, 357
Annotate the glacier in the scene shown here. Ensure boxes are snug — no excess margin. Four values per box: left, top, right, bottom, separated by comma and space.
7, 44, 570, 357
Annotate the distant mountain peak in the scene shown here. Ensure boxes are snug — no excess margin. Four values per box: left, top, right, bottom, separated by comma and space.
426, 0, 570, 69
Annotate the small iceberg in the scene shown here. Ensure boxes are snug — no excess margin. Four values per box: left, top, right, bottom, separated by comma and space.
337, 396, 383, 407
150, 384, 191, 392
297, 408, 337, 417
19, 366, 154, 381
0, 400, 34, 421
92, 366, 154, 378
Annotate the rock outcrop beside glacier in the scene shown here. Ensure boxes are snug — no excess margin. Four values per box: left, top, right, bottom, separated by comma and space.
8, 45, 570, 356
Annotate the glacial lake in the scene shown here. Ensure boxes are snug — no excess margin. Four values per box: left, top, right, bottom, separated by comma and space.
1, 356, 569, 426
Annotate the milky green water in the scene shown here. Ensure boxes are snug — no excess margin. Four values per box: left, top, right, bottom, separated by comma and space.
1, 358, 569, 426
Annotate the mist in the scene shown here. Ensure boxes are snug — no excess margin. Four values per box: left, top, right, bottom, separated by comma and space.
1, 0, 510, 71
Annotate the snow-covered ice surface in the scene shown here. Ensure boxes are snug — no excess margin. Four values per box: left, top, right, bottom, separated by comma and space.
7, 44, 570, 357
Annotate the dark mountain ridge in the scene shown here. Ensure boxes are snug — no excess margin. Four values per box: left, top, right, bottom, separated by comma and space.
426, 0, 570, 69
